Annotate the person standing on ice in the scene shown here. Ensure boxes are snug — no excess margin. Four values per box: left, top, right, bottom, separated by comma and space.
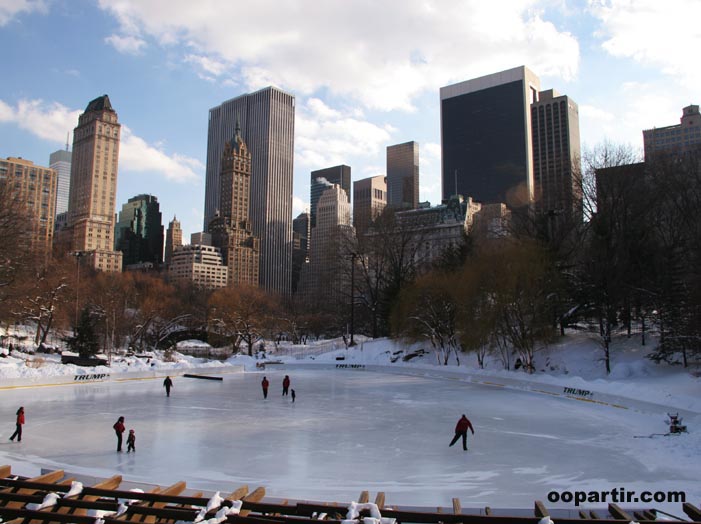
126, 429, 136, 452
282, 375, 290, 396
291, 389, 296, 403
449, 414, 475, 451
9, 406, 24, 442
261, 376, 269, 399
163, 376, 173, 397
113, 416, 126, 452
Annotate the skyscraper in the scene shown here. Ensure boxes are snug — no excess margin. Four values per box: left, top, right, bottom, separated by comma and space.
164, 216, 182, 267
353, 175, 387, 237
302, 184, 354, 308
310, 165, 351, 229
66, 95, 122, 272
440, 66, 540, 208
49, 148, 71, 215
531, 89, 582, 220
114, 194, 164, 269
386, 142, 419, 210
291, 211, 310, 294
204, 86, 295, 294
209, 124, 260, 287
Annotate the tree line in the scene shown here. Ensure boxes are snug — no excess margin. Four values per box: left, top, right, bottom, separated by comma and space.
1, 144, 699, 370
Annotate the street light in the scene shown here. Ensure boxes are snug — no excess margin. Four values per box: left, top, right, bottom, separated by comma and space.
71, 251, 85, 329
349, 252, 356, 347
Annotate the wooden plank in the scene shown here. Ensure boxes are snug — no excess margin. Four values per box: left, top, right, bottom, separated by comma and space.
0, 466, 11, 479
239, 487, 266, 517
226, 486, 249, 502
358, 491, 369, 504
452, 498, 461, 515
534, 501, 549, 518
374, 492, 385, 509
55, 475, 123, 517
683, 502, 701, 522
608, 503, 633, 521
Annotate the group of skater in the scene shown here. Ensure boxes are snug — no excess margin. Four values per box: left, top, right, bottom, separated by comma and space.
112, 416, 136, 452
9, 373, 477, 453
260, 374, 295, 402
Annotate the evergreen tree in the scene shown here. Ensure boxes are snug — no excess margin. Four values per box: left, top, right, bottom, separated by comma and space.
67, 306, 100, 358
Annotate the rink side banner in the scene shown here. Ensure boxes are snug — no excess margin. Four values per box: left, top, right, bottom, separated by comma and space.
74, 373, 109, 382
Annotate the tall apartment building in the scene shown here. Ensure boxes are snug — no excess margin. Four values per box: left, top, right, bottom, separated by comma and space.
114, 194, 164, 269
386, 142, 419, 210
168, 244, 228, 289
643, 105, 701, 160
164, 216, 182, 267
66, 95, 122, 272
440, 66, 540, 208
0, 157, 57, 261
204, 86, 295, 294
49, 148, 71, 215
353, 175, 387, 237
310, 165, 351, 229
302, 184, 354, 308
209, 125, 260, 287
531, 89, 582, 220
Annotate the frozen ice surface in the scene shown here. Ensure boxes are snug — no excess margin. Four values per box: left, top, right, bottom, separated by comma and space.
0, 367, 698, 512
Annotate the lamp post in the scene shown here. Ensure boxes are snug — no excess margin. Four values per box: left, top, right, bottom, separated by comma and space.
71, 251, 84, 330
349, 252, 356, 347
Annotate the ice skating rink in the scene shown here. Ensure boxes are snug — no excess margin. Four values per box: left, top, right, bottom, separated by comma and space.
0, 368, 698, 510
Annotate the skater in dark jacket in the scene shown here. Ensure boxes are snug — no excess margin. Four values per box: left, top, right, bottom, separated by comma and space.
126, 429, 136, 452
449, 414, 475, 451
261, 376, 269, 399
113, 416, 126, 451
9, 406, 24, 442
282, 375, 290, 396
163, 376, 173, 397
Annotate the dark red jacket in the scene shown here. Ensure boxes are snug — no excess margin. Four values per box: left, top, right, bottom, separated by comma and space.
455, 416, 474, 434
113, 421, 125, 434
283, 377, 290, 388
261, 378, 269, 390
17, 411, 24, 425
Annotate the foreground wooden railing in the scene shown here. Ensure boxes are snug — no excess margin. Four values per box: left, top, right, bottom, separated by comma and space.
0, 465, 698, 524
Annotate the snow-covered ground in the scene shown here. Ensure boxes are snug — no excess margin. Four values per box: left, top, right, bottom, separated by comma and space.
0, 328, 699, 516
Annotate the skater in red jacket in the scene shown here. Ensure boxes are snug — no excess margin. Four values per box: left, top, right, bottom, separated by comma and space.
261, 376, 269, 399
282, 375, 290, 396
449, 414, 475, 451
113, 416, 126, 452
9, 406, 24, 442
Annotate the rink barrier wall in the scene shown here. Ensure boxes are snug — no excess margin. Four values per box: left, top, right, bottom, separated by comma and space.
0, 364, 244, 390
278, 362, 699, 418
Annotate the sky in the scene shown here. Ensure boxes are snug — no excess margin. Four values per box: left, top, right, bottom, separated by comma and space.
1, 0, 700, 240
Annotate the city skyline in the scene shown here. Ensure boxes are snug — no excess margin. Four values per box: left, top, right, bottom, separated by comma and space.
1, 1, 699, 241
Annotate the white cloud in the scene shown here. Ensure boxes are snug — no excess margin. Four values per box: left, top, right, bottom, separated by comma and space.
0, 98, 202, 184
96, 0, 579, 112
105, 34, 147, 55
0, 98, 79, 142
296, 99, 395, 171
120, 126, 202, 183
292, 196, 308, 217
0, 0, 47, 26
184, 54, 228, 80
589, 0, 701, 89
